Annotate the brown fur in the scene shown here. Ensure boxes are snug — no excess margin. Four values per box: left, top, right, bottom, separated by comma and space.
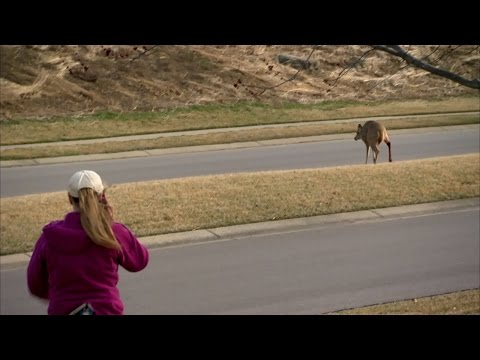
354, 120, 392, 164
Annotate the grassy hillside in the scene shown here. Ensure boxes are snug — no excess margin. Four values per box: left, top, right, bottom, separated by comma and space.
1, 45, 478, 120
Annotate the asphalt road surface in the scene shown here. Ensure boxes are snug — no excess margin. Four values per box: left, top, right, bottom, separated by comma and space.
1, 206, 478, 314
1, 126, 479, 197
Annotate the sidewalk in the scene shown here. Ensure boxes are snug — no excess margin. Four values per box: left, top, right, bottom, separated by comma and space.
2, 197, 478, 269
2, 111, 477, 151
1, 123, 478, 168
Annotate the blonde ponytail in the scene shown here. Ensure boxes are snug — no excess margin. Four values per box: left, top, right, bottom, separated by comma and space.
77, 188, 120, 250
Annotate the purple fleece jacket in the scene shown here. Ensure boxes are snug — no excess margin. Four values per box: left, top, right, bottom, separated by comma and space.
27, 212, 149, 315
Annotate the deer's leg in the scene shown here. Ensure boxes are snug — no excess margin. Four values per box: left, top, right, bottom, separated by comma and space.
386, 140, 392, 162
372, 144, 380, 164
365, 145, 370, 164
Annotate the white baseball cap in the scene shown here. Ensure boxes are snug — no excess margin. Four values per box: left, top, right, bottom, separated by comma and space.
68, 170, 104, 197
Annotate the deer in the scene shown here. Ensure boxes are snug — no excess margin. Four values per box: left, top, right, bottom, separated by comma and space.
354, 120, 392, 164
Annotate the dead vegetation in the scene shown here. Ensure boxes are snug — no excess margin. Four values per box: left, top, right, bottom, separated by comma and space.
1, 154, 478, 255
1, 45, 478, 120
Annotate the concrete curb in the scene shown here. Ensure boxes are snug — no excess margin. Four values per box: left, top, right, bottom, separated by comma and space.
2, 197, 478, 269
2, 111, 478, 151
1, 124, 478, 168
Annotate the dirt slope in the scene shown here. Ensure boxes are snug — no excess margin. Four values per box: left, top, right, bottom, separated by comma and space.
0, 45, 478, 119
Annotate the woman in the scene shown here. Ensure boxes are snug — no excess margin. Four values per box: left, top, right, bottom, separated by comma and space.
27, 170, 149, 315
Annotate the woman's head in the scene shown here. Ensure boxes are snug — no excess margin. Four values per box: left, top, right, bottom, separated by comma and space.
67, 170, 120, 250
68, 170, 104, 198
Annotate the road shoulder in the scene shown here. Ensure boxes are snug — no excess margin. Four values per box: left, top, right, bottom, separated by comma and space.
2, 197, 478, 269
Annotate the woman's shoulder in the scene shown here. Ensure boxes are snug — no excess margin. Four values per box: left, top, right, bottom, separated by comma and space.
42, 212, 79, 232
112, 222, 136, 237
42, 219, 63, 231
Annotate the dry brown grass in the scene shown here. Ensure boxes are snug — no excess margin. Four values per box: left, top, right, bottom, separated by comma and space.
335, 289, 480, 315
1, 114, 478, 160
1, 97, 478, 146
1, 154, 478, 255
1, 46, 477, 120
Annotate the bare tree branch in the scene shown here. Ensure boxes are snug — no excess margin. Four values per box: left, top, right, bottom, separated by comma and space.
430, 45, 462, 66
254, 48, 317, 95
329, 49, 375, 88
371, 45, 480, 89
367, 62, 410, 92
233, 47, 320, 96
109, 45, 160, 76
235, 45, 479, 98
422, 46, 441, 61
462, 45, 480, 55
367, 47, 445, 92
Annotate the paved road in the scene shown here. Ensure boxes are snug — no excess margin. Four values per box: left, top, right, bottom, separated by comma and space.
1, 203, 478, 314
1, 125, 479, 197
2, 111, 477, 150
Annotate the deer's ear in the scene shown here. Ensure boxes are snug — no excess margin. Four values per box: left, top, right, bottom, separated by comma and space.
357, 124, 362, 129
